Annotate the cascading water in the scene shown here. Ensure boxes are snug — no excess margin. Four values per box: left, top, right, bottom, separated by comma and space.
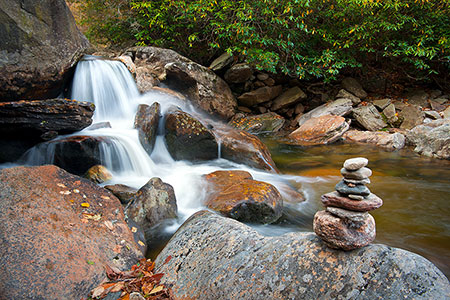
20, 56, 318, 233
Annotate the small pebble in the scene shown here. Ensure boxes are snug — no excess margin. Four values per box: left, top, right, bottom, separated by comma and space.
348, 194, 365, 201
343, 157, 368, 171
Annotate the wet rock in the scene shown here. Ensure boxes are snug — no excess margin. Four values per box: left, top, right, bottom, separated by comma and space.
321, 191, 383, 212
237, 85, 282, 107
135, 66, 159, 93
209, 53, 233, 71
399, 105, 425, 129
271, 87, 307, 111
407, 119, 450, 160
352, 104, 386, 131
343, 157, 368, 170
343, 130, 406, 150
84, 165, 112, 184
335, 180, 370, 196
342, 77, 367, 99
340, 167, 372, 180
90, 122, 112, 130
155, 210, 450, 300
224, 63, 253, 84
151, 86, 186, 101
117, 55, 136, 75
214, 124, 279, 173
126, 177, 177, 232
314, 210, 375, 250
228, 112, 285, 134
289, 115, 349, 146
297, 98, 353, 126
382, 103, 398, 125
0, 0, 90, 101
0, 165, 142, 300
134, 103, 160, 156
336, 89, 361, 105
203, 171, 282, 224
164, 108, 218, 161
104, 184, 138, 205
373, 98, 391, 110
129, 46, 237, 119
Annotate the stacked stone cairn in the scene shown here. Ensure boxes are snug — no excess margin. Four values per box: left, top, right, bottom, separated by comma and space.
313, 157, 383, 250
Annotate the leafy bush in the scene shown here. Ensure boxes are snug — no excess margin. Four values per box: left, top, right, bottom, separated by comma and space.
72, 0, 450, 82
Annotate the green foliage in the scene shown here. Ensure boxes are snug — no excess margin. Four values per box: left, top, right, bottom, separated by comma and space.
74, 0, 450, 81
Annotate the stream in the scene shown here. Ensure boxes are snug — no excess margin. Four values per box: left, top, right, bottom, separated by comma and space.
4, 57, 449, 279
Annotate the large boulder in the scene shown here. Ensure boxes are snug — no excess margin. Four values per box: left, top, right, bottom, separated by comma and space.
134, 102, 160, 156
155, 211, 450, 300
289, 115, 350, 146
352, 104, 386, 131
406, 119, 450, 159
0, 165, 142, 299
228, 112, 285, 134
0, 99, 95, 162
297, 98, 353, 126
343, 130, 406, 150
164, 108, 218, 161
0, 0, 90, 101
126, 46, 237, 119
126, 177, 177, 233
202, 170, 283, 224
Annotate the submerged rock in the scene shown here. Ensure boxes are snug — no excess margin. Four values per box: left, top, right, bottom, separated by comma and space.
289, 115, 349, 146
134, 102, 160, 156
0, 165, 142, 299
155, 211, 450, 300
203, 170, 282, 224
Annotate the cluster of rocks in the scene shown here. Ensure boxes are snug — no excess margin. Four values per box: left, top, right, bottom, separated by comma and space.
314, 157, 383, 250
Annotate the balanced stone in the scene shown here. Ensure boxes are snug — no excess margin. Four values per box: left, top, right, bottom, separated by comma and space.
343, 157, 368, 171
340, 167, 372, 180
335, 180, 370, 196
313, 210, 376, 250
344, 178, 371, 185
321, 191, 383, 212
348, 194, 365, 201
326, 207, 369, 223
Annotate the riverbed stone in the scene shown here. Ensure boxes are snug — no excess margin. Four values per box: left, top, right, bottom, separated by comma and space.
126, 177, 177, 233
335, 180, 370, 196
321, 191, 383, 212
335, 89, 361, 105
406, 119, 450, 160
382, 103, 398, 124
154, 210, 450, 300
289, 115, 350, 146
297, 98, 353, 126
343, 130, 406, 150
237, 85, 282, 107
348, 194, 366, 201
399, 104, 425, 129
135, 66, 159, 93
271, 86, 307, 111
84, 165, 112, 184
344, 178, 371, 185
352, 104, 387, 131
164, 108, 218, 161
373, 98, 392, 110
425, 110, 442, 120
343, 157, 368, 170
209, 52, 233, 71
228, 112, 285, 134
314, 210, 375, 250
341, 77, 367, 99
0, 0, 90, 101
134, 102, 160, 156
0, 165, 143, 299
104, 184, 138, 205
340, 167, 372, 180
224, 63, 253, 84
202, 170, 282, 224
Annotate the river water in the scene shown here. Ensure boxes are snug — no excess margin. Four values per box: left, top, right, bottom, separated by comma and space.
5, 57, 449, 279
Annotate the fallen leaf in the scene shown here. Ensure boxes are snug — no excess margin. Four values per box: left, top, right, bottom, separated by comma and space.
149, 285, 164, 295
101, 195, 110, 200
73, 189, 80, 193
81, 202, 90, 208
163, 256, 172, 265
142, 282, 154, 295
57, 183, 66, 188
104, 220, 114, 230
118, 294, 129, 300
60, 190, 71, 195
131, 226, 137, 233
91, 286, 105, 298
83, 213, 102, 221
111, 281, 125, 293
151, 273, 164, 281
138, 240, 145, 247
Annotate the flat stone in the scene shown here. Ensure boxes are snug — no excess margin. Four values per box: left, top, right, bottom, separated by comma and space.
343, 157, 368, 170
335, 89, 361, 105
256, 73, 269, 81
352, 104, 387, 131
289, 115, 349, 146
373, 98, 392, 110
340, 167, 372, 180
209, 53, 233, 71
425, 110, 442, 120
326, 206, 370, 223
314, 210, 375, 250
348, 194, 366, 201
406, 119, 450, 160
406, 89, 429, 108
344, 178, 371, 185
297, 98, 353, 126
443, 106, 450, 119
335, 180, 370, 196
271, 86, 307, 111
321, 191, 383, 212
429, 100, 447, 112
343, 130, 406, 150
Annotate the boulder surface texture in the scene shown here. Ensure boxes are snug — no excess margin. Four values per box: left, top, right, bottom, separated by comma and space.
155, 211, 450, 300
0, 0, 90, 100
0, 165, 142, 300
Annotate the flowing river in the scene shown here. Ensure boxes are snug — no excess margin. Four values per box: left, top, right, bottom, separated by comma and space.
4, 57, 449, 279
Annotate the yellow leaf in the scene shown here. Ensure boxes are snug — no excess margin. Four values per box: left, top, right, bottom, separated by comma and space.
149, 285, 164, 295
81, 202, 90, 208
138, 240, 145, 246
131, 227, 137, 233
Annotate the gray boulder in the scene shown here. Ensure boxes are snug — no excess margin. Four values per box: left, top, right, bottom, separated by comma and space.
343, 130, 405, 150
155, 211, 450, 300
352, 104, 387, 131
271, 86, 307, 111
297, 98, 353, 126
342, 77, 368, 99
134, 102, 160, 156
0, 0, 90, 101
336, 89, 361, 105
407, 119, 450, 160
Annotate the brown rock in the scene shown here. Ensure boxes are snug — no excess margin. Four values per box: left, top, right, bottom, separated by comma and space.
84, 165, 112, 184
203, 170, 283, 224
134, 102, 160, 156
238, 85, 282, 107
313, 210, 375, 250
321, 191, 383, 212
0, 165, 142, 299
224, 63, 253, 84
399, 105, 425, 129
352, 104, 386, 131
209, 52, 233, 71
297, 98, 353, 126
228, 112, 285, 134
135, 66, 159, 93
151, 86, 186, 101
104, 184, 137, 205
335, 89, 361, 105
271, 87, 307, 111
289, 115, 349, 146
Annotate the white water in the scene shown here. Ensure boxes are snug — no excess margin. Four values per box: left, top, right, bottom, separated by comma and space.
19, 57, 319, 233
